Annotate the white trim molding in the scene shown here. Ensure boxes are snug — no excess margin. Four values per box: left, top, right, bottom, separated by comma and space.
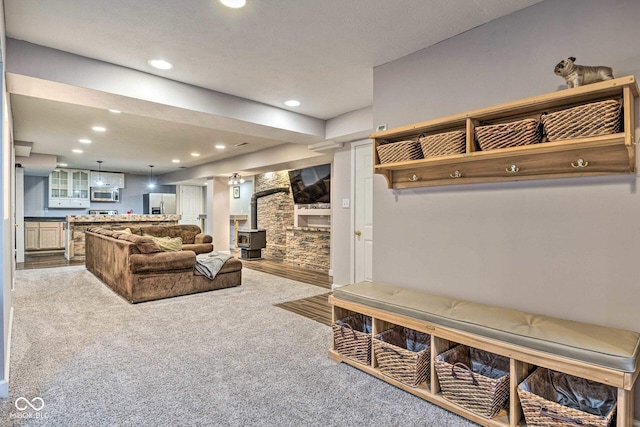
308, 140, 344, 152
0, 306, 14, 398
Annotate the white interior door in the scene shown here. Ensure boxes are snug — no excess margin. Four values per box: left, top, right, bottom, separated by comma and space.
179, 185, 204, 227
353, 142, 373, 283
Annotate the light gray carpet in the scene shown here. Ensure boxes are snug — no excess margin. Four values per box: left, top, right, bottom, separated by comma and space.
0, 266, 477, 427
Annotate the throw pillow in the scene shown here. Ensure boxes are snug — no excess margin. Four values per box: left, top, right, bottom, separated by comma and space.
120, 227, 132, 234
144, 234, 183, 252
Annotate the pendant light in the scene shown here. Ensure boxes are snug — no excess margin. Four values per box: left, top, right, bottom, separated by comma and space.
96, 161, 104, 186
148, 165, 156, 189
228, 173, 244, 185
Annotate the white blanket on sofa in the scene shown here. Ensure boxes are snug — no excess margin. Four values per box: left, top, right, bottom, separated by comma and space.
195, 252, 232, 280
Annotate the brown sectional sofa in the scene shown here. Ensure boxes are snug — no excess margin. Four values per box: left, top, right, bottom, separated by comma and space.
85, 225, 242, 303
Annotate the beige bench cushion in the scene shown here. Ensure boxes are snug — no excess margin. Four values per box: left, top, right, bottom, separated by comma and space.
333, 281, 640, 373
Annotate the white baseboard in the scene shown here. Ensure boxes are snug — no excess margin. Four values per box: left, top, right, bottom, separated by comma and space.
0, 307, 14, 398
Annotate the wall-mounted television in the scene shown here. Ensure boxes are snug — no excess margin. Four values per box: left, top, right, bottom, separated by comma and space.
287, 164, 331, 205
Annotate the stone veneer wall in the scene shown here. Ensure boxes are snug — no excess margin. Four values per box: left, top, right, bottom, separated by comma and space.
254, 171, 294, 260
284, 227, 330, 272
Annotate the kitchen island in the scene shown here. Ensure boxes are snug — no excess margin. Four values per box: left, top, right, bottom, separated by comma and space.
66, 214, 181, 261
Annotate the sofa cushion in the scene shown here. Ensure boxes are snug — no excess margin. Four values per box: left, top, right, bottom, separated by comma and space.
115, 233, 161, 254
144, 234, 183, 252
195, 233, 213, 244
182, 243, 214, 255
129, 251, 195, 273
140, 225, 202, 244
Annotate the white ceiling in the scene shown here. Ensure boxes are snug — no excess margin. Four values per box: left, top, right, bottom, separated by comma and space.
4, 0, 543, 177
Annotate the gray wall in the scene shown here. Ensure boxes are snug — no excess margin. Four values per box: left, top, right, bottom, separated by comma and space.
372, 0, 640, 417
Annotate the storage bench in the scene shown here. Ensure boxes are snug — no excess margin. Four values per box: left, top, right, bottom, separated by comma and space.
328, 281, 640, 427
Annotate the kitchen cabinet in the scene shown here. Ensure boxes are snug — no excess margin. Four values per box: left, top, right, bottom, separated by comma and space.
25, 222, 39, 250
90, 171, 125, 188
25, 221, 65, 250
49, 169, 90, 208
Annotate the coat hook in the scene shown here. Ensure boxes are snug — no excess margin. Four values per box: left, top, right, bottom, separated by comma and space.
450, 170, 462, 178
571, 158, 589, 168
505, 164, 519, 173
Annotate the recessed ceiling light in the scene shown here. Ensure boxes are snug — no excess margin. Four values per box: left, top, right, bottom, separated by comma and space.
284, 99, 301, 107
79, 139, 92, 144
148, 59, 173, 70
172, 159, 180, 163
220, 0, 246, 8
92, 126, 106, 132
72, 149, 83, 154
58, 163, 68, 167
215, 144, 226, 149
108, 109, 121, 114
191, 152, 200, 157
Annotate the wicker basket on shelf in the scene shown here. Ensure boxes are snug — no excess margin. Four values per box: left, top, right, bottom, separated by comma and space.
373, 325, 431, 387
332, 314, 372, 365
517, 367, 617, 427
419, 130, 466, 158
540, 99, 622, 142
434, 345, 510, 418
475, 118, 540, 151
376, 139, 423, 164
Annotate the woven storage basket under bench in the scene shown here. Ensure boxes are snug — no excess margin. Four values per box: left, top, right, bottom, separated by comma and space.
435, 345, 511, 418
328, 281, 640, 427
373, 325, 431, 387
331, 313, 371, 365
518, 367, 618, 427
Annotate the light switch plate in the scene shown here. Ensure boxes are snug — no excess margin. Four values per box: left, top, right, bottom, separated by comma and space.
342, 199, 350, 208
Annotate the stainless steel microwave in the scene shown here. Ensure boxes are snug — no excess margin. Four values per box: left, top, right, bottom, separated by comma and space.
90, 187, 119, 202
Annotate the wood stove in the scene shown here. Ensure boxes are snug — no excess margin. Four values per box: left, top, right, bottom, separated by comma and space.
237, 229, 266, 260
238, 186, 290, 261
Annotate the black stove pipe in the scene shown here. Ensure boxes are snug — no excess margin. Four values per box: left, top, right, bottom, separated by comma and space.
251, 187, 290, 229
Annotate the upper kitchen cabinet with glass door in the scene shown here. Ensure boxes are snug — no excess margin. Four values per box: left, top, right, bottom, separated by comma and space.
48, 168, 90, 208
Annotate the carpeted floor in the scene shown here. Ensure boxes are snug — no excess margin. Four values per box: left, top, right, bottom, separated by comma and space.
1, 266, 477, 427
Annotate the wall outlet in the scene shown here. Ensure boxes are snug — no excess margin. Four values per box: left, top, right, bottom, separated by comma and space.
342, 199, 350, 208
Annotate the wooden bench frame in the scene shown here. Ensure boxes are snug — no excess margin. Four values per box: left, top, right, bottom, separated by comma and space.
329, 295, 638, 427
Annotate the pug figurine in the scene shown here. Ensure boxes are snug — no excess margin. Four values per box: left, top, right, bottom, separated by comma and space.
554, 57, 614, 88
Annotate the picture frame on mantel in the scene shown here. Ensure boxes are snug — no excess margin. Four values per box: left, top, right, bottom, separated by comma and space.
233, 186, 240, 199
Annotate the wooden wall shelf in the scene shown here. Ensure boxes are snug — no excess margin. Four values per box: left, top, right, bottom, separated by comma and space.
372, 76, 638, 189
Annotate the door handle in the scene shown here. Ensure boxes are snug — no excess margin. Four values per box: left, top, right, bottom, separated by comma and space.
354, 230, 362, 236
